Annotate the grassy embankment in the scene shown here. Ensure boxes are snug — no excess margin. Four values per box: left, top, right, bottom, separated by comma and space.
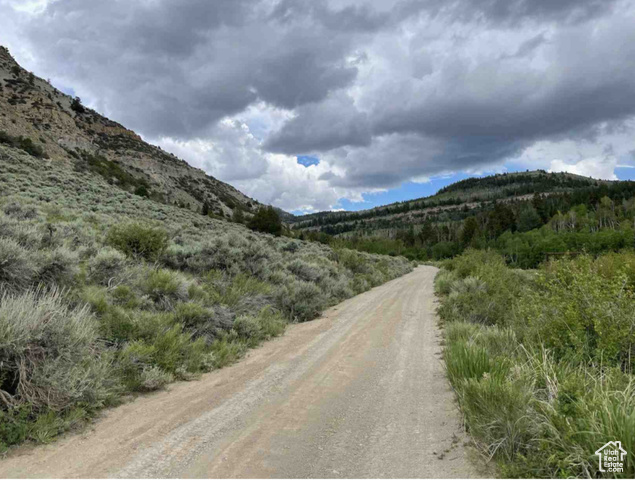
0, 147, 413, 451
436, 249, 634, 478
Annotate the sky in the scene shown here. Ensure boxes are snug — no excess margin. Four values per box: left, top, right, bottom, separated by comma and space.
1, 0, 635, 214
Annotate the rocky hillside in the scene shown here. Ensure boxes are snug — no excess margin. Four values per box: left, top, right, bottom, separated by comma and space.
0, 46, 259, 218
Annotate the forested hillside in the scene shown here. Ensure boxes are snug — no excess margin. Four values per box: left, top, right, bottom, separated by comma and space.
293, 171, 635, 266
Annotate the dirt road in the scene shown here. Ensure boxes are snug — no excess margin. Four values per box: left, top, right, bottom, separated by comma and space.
0, 266, 480, 478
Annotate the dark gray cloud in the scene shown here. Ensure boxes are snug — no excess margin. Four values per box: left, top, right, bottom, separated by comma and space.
251, 35, 358, 110
419, 0, 620, 25
270, 0, 391, 32
21, 0, 361, 138
264, 94, 372, 154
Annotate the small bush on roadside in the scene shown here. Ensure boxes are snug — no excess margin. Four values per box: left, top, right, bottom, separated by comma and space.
0, 290, 117, 435
275, 280, 327, 322
433, 269, 457, 295
142, 269, 189, 308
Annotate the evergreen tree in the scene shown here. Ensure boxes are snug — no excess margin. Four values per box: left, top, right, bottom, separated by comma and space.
70, 96, 85, 114
460, 217, 479, 246
248, 206, 282, 236
517, 205, 542, 232
232, 208, 245, 224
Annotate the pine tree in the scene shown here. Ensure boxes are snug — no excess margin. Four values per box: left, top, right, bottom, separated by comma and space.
248, 206, 282, 236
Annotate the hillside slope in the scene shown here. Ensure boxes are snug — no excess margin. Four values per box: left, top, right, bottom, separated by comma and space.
291, 171, 612, 237
0, 46, 258, 218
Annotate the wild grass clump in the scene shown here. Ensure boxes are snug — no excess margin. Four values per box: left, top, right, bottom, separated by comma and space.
434, 269, 457, 295
436, 250, 635, 478
0, 289, 118, 450
142, 269, 190, 308
88, 247, 127, 285
276, 279, 327, 322
35, 247, 79, 286
0, 237, 36, 292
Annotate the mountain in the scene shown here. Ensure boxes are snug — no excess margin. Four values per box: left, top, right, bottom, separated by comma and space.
0, 46, 260, 218
290, 170, 617, 237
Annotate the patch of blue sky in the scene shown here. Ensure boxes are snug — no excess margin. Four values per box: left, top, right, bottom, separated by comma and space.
297, 155, 320, 167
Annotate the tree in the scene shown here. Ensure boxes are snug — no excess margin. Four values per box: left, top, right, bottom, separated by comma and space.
248, 206, 282, 236
201, 201, 210, 216
232, 208, 245, 224
71, 96, 85, 114
487, 203, 516, 238
516, 205, 542, 232
134, 185, 149, 198
460, 216, 479, 246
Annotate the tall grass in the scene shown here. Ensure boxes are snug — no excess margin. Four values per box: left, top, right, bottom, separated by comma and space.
437, 249, 635, 478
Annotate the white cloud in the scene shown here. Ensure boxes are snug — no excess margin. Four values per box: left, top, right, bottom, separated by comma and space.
154, 121, 365, 212
549, 157, 618, 180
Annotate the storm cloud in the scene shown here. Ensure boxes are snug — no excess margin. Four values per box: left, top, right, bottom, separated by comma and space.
1, 0, 634, 211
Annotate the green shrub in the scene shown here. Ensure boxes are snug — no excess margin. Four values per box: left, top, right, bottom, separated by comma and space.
275, 280, 327, 322
117, 324, 208, 389
0, 289, 117, 415
450, 249, 505, 279
517, 256, 635, 368
0, 237, 35, 292
151, 325, 208, 377
233, 307, 286, 347
221, 273, 271, 307
208, 333, 247, 369
459, 374, 535, 463
173, 302, 232, 339
88, 247, 127, 285
434, 269, 457, 295
445, 341, 491, 385
99, 306, 138, 344
117, 341, 164, 391
106, 223, 168, 261
0, 133, 47, 159
142, 269, 189, 308
287, 258, 325, 283
110, 285, 141, 309
255, 307, 287, 339
35, 247, 79, 286
3, 202, 38, 221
